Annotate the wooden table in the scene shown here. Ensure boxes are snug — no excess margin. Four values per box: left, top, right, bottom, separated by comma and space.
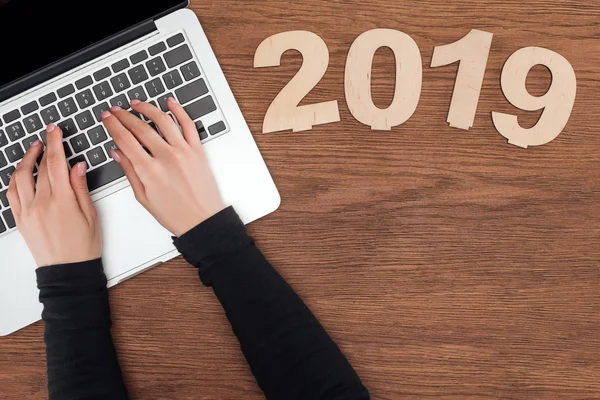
2, 0, 600, 398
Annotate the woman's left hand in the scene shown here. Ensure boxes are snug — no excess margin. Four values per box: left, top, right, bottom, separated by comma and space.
7, 124, 101, 267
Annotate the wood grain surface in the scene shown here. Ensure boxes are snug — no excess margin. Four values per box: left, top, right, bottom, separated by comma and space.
2, 0, 600, 398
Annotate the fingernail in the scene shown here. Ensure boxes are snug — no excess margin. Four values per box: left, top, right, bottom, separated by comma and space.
110, 106, 122, 112
77, 162, 87, 177
47, 123, 56, 132
15, 162, 20, 170
130, 99, 141, 105
31, 140, 41, 147
101, 111, 111, 119
110, 149, 121, 162
167, 96, 177, 104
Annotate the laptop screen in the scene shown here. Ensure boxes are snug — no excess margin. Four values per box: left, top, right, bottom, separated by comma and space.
0, 0, 187, 95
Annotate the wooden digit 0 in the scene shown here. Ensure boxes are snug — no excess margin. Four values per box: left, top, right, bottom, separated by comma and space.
431, 29, 494, 130
345, 29, 422, 130
492, 47, 577, 148
254, 31, 340, 134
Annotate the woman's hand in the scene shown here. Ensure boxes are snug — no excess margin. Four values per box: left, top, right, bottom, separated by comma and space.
7, 124, 101, 267
102, 98, 224, 237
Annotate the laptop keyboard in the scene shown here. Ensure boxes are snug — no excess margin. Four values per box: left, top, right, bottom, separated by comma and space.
0, 31, 229, 236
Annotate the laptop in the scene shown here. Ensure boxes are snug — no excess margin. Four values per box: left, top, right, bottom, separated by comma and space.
0, 0, 281, 336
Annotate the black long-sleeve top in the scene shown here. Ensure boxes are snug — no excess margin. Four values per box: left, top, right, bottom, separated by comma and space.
36, 207, 370, 400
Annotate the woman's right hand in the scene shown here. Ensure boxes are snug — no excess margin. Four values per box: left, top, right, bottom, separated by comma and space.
101, 98, 225, 237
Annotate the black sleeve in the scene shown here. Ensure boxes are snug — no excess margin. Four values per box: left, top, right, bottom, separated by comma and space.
37, 259, 129, 400
174, 207, 370, 400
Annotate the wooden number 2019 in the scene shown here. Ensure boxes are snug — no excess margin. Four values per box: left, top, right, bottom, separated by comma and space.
254, 29, 577, 149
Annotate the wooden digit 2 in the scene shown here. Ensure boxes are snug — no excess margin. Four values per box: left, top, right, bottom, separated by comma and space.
431, 29, 494, 130
345, 29, 422, 130
254, 31, 340, 134
492, 47, 577, 148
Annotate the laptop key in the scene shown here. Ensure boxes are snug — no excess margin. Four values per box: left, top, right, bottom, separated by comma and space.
87, 147, 107, 167
112, 59, 130, 73
128, 65, 149, 85
0, 190, 8, 208
94, 67, 111, 81
3, 110, 20, 124
39, 93, 57, 107
195, 121, 208, 140
165, 45, 193, 68
145, 78, 165, 97
21, 101, 39, 115
0, 218, 5, 233
6, 122, 25, 142
0, 130, 7, 148
69, 155, 86, 169
110, 73, 131, 93
104, 140, 118, 157
75, 89, 96, 109
88, 126, 107, 145
180, 61, 200, 81
130, 50, 148, 64
6, 143, 24, 163
58, 98, 78, 118
184, 96, 217, 120
208, 121, 226, 136
75, 76, 93, 90
92, 102, 110, 122
22, 135, 40, 151
93, 82, 113, 101
3, 209, 15, 229
0, 166, 15, 186
167, 33, 185, 48
175, 79, 208, 105
127, 86, 148, 102
163, 70, 183, 90
41, 106, 60, 125
86, 161, 124, 191
110, 94, 130, 110
157, 93, 174, 112
23, 114, 43, 134
58, 119, 78, 138
75, 111, 94, 130
146, 57, 167, 77
149, 42, 167, 56
0, 152, 7, 169
70, 134, 90, 153
63, 142, 73, 158
57, 84, 75, 98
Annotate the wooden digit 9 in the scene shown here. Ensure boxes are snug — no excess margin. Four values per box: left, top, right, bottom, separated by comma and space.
254, 31, 340, 134
492, 47, 577, 148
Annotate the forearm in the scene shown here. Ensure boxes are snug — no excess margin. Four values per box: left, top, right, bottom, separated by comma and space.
175, 207, 369, 400
37, 259, 129, 400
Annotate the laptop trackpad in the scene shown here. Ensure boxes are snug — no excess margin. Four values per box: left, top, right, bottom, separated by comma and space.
95, 186, 175, 281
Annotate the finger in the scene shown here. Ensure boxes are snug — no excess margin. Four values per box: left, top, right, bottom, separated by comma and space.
69, 161, 96, 222
131, 99, 186, 148
111, 149, 148, 205
14, 140, 43, 207
44, 124, 70, 190
35, 145, 52, 197
102, 111, 150, 167
110, 106, 169, 156
7, 166, 21, 218
167, 97, 202, 148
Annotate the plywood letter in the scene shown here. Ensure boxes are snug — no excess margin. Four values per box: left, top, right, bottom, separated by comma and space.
254, 31, 340, 134
345, 29, 422, 130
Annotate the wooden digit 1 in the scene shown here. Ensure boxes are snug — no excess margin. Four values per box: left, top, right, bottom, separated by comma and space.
345, 29, 422, 130
492, 47, 577, 148
431, 29, 494, 130
254, 31, 340, 134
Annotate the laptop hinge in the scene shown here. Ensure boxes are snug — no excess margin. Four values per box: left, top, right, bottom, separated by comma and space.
0, 19, 157, 104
